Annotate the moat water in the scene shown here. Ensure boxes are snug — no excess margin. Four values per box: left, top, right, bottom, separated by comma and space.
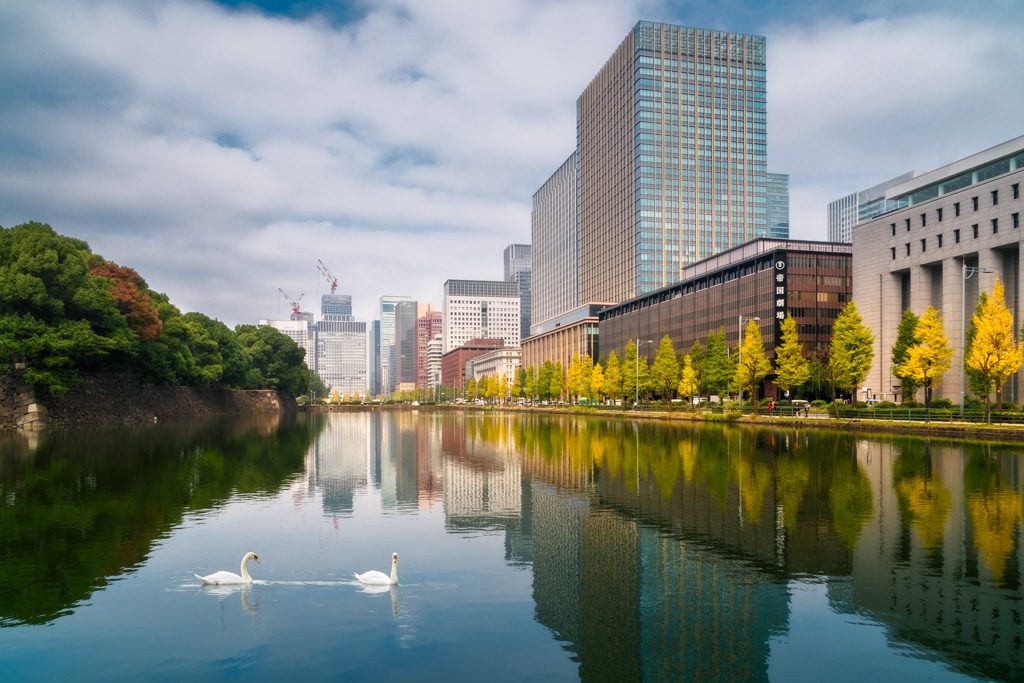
1, 410, 1021, 682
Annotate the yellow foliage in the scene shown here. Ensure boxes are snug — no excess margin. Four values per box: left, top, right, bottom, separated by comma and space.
967, 279, 1023, 399
968, 489, 1023, 583
896, 306, 952, 389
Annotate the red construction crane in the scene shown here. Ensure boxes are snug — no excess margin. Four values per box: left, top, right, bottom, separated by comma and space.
317, 259, 338, 295
278, 288, 304, 316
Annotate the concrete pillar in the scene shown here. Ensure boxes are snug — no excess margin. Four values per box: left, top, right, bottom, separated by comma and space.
940, 257, 964, 401
978, 248, 1000, 300
878, 272, 903, 401
909, 264, 933, 316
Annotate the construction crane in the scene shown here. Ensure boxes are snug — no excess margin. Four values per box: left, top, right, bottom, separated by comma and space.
317, 259, 338, 295
278, 288, 304, 316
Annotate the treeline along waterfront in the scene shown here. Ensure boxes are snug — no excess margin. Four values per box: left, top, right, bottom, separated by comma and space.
0, 222, 323, 410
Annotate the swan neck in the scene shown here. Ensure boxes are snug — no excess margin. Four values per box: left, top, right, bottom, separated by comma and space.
390, 561, 398, 583
241, 556, 251, 582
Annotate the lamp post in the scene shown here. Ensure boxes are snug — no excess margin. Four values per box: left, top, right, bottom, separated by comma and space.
635, 338, 653, 410
737, 315, 760, 411
961, 263, 994, 414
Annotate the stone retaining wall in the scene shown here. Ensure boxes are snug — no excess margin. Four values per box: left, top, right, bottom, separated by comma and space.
0, 371, 296, 430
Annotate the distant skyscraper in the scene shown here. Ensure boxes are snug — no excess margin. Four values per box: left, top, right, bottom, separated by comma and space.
504, 244, 532, 281
315, 293, 366, 397
576, 21, 768, 303
378, 295, 412, 397
443, 279, 520, 352
369, 320, 381, 397
767, 172, 789, 239
393, 300, 418, 392
504, 244, 532, 340
531, 152, 580, 331
828, 171, 921, 243
415, 309, 443, 390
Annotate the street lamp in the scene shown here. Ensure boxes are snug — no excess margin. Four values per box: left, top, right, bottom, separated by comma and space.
635, 338, 654, 409
737, 315, 760, 411
961, 263, 994, 414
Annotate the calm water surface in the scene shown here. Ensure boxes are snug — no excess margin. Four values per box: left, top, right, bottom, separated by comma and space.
1, 410, 1021, 682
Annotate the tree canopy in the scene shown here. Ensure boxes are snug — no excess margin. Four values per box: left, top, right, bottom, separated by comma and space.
0, 222, 315, 396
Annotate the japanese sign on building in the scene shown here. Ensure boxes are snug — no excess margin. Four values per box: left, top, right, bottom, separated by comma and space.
773, 254, 788, 343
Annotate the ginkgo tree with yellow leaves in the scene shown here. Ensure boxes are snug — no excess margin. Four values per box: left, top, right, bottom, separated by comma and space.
966, 278, 1023, 422
895, 306, 953, 420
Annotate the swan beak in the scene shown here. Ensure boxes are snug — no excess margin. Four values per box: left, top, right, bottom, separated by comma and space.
254, 557, 260, 563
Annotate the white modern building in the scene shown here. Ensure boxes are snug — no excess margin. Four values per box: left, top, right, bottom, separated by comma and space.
442, 279, 521, 353
466, 347, 522, 383
316, 294, 366, 397
852, 135, 1024, 404
829, 171, 922, 243
426, 333, 443, 389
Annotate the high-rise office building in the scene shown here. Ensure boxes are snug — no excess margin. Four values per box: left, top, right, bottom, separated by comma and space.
393, 300, 418, 392
442, 279, 520, 353
369, 320, 380, 397
315, 293, 366, 397
504, 244, 532, 341
378, 295, 412, 397
504, 244, 532, 281
828, 171, 921, 243
576, 21, 768, 303
767, 172, 790, 239
531, 152, 579, 332
415, 309, 443, 390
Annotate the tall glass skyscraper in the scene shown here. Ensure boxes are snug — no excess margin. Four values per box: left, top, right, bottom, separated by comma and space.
767, 172, 789, 239
378, 295, 412, 396
577, 21, 768, 302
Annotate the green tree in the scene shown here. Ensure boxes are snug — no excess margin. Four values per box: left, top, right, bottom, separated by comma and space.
897, 306, 953, 420
651, 335, 680, 405
829, 302, 875, 415
967, 279, 1024, 422
552, 360, 566, 402
734, 318, 771, 414
538, 361, 554, 401
512, 368, 524, 401
704, 328, 732, 399
602, 351, 623, 405
689, 339, 707, 397
622, 340, 638, 406
566, 353, 582, 404
774, 314, 810, 399
579, 354, 594, 404
678, 353, 699, 406
891, 309, 921, 403
0, 222, 135, 392
589, 363, 604, 403
524, 365, 536, 404
235, 324, 310, 396
466, 376, 478, 401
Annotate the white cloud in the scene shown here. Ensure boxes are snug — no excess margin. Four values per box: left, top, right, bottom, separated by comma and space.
0, 0, 1021, 328
766, 12, 1024, 240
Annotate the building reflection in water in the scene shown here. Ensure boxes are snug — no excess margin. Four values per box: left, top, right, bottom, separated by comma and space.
307, 412, 1024, 682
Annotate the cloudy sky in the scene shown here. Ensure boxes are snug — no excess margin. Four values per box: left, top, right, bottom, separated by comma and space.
2, 0, 1022, 327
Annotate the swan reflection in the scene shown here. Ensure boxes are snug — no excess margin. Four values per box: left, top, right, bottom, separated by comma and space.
198, 582, 260, 614
358, 583, 398, 615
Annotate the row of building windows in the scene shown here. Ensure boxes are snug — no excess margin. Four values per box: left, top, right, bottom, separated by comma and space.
890, 213, 1022, 259
891, 183, 1021, 235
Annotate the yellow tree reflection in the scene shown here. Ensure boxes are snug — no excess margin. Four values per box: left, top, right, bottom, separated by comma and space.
964, 449, 1023, 583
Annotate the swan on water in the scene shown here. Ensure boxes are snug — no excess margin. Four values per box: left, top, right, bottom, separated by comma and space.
355, 552, 398, 585
195, 552, 259, 585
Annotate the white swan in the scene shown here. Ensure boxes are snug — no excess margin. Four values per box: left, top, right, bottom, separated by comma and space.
354, 552, 398, 585
195, 552, 260, 585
